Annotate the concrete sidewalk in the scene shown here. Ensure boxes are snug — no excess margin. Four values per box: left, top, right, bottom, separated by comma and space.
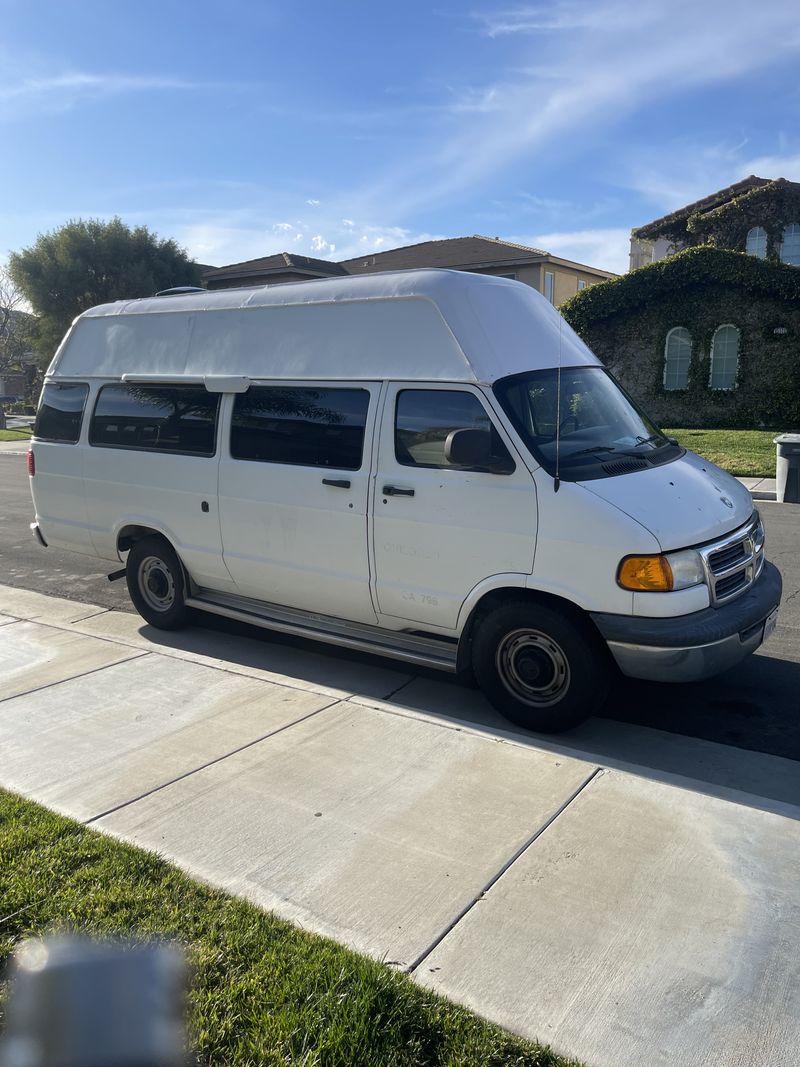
0, 583, 798, 1067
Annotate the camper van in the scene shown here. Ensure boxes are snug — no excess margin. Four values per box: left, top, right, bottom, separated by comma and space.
28, 270, 781, 732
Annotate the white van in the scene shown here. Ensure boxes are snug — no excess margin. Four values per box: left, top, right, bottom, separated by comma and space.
28, 269, 781, 732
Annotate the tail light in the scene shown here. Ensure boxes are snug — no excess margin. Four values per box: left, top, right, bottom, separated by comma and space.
27, 449, 35, 476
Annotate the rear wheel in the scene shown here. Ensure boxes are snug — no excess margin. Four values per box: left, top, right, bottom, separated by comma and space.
471, 599, 609, 733
126, 535, 190, 630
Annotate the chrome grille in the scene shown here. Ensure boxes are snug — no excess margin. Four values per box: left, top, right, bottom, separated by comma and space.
698, 513, 765, 606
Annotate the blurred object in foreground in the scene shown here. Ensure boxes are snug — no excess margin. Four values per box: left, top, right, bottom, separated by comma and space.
1, 937, 186, 1067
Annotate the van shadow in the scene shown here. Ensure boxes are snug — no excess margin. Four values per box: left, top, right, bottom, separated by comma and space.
134, 610, 800, 821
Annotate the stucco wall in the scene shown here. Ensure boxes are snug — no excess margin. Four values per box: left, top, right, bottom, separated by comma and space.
580, 285, 800, 427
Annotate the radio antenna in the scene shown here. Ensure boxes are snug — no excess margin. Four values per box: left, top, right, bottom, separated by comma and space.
554, 312, 562, 493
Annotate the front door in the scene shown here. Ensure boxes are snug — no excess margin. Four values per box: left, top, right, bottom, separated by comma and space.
372, 383, 537, 630
219, 381, 380, 624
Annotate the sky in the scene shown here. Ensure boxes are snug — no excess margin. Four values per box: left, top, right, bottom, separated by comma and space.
2, 0, 800, 276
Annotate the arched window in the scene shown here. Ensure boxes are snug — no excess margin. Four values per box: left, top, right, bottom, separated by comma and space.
780, 223, 800, 265
745, 226, 767, 258
663, 327, 691, 390
709, 325, 740, 390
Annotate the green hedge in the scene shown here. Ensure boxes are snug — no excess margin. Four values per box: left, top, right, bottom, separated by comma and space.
560, 246, 800, 336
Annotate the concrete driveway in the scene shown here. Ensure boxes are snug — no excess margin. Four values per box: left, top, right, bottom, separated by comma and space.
1, 581, 798, 1067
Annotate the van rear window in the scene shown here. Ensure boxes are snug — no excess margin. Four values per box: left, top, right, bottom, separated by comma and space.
90, 384, 219, 456
35, 382, 89, 443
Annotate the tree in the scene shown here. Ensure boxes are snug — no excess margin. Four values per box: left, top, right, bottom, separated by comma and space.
0, 268, 38, 427
8, 217, 202, 358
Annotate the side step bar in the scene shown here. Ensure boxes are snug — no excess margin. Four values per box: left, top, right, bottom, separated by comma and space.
185, 589, 459, 672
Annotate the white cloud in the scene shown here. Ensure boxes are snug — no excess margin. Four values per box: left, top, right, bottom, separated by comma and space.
273, 222, 294, 233
517, 228, 631, 274
306, 198, 321, 206
310, 234, 333, 253
0, 70, 241, 120
473, 2, 655, 37
356, 1, 800, 220
740, 153, 800, 183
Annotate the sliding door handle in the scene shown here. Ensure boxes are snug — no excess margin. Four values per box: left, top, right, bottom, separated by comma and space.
322, 478, 351, 489
382, 484, 415, 497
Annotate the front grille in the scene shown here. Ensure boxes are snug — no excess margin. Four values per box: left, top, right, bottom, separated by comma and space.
708, 541, 747, 572
714, 571, 748, 600
698, 513, 764, 606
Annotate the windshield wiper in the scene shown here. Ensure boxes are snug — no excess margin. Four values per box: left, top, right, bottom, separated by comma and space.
567, 445, 618, 457
634, 434, 666, 446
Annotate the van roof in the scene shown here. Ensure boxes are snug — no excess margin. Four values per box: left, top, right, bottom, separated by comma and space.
49, 268, 600, 384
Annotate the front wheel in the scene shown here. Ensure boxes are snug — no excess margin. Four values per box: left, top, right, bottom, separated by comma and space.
471, 599, 609, 733
126, 535, 190, 630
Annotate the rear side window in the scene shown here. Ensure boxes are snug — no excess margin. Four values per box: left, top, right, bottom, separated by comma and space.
395, 389, 514, 472
35, 382, 89, 443
231, 386, 369, 469
90, 384, 219, 456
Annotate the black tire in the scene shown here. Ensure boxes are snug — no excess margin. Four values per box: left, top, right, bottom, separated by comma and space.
126, 535, 190, 630
471, 599, 609, 733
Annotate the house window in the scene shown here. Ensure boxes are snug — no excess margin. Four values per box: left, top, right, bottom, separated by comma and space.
745, 226, 768, 259
577, 279, 587, 291
544, 271, 554, 303
663, 327, 691, 391
709, 325, 740, 390
779, 223, 800, 265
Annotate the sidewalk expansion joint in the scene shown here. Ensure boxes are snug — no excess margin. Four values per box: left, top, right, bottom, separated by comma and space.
85, 698, 343, 825
0, 650, 151, 706
406, 765, 603, 975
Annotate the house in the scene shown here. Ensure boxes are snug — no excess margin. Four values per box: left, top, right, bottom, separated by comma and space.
562, 177, 800, 428
203, 252, 348, 290
203, 236, 616, 304
628, 175, 800, 269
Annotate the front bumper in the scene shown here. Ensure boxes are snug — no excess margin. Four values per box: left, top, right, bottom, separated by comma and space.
590, 561, 782, 683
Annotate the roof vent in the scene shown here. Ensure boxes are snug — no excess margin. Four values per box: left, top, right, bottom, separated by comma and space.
155, 286, 206, 297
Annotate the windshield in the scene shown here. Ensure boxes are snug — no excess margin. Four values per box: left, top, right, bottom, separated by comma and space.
493, 366, 682, 481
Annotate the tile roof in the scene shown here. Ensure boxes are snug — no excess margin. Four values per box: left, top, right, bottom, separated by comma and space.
203, 252, 347, 280
339, 235, 550, 273
632, 175, 773, 239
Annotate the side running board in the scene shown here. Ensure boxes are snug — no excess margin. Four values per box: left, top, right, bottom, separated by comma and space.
185, 589, 459, 672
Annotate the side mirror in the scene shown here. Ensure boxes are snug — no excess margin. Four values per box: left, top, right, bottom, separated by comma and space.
445, 428, 497, 470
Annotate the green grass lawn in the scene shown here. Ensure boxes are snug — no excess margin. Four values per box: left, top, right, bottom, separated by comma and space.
0, 427, 32, 441
663, 428, 779, 478
0, 790, 580, 1067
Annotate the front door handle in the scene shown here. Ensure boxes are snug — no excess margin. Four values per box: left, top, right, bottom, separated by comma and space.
382, 484, 415, 497
322, 478, 351, 489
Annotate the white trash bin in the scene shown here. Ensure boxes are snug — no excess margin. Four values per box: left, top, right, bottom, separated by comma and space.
774, 433, 800, 503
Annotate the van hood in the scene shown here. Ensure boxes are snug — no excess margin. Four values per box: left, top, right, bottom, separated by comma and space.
579, 450, 753, 552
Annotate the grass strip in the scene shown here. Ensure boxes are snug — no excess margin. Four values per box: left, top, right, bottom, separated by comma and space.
663, 428, 779, 478
0, 428, 32, 442
0, 790, 580, 1067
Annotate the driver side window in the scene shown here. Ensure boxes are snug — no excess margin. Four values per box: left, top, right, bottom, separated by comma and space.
395, 389, 514, 472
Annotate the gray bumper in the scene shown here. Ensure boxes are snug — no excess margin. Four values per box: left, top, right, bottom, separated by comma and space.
590, 561, 782, 683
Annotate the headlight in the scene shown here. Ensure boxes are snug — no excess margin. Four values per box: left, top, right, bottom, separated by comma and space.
617, 548, 705, 592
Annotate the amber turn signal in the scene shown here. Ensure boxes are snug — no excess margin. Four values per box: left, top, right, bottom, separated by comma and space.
617, 555, 673, 592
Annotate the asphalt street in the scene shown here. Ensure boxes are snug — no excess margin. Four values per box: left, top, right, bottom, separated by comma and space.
2, 451, 798, 758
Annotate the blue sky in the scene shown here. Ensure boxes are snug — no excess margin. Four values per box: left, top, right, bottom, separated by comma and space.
2, 0, 800, 275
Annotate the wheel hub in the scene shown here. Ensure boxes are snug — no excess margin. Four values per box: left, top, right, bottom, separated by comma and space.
495, 628, 570, 707
139, 557, 176, 612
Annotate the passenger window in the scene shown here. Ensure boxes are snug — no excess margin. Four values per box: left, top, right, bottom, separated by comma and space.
395, 390, 515, 473
90, 384, 219, 456
231, 386, 370, 470
34, 382, 89, 443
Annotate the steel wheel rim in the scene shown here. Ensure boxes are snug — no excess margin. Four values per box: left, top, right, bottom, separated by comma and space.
138, 556, 176, 612
495, 628, 570, 707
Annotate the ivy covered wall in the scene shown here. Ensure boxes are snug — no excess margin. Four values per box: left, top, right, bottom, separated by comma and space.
561, 247, 800, 428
